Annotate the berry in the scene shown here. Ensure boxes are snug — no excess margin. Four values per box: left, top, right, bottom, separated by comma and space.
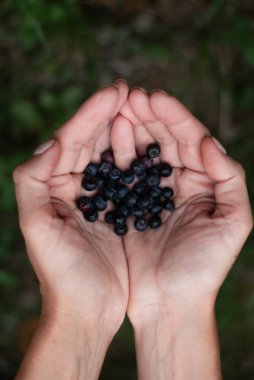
148, 166, 159, 175
101, 149, 115, 164
162, 187, 174, 199
163, 200, 175, 211
76, 196, 94, 212
103, 185, 117, 200
131, 205, 145, 218
157, 162, 172, 177
108, 167, 121, 181
84, 210, 98, 222
133, 181, 147, 196
147, 186, 162, 199
131, 159, 145, 175
146, 143, 160, 158
121, 169, 135, 184
98, 161, 113, 177
134, 217, 148, 232
137, 170, 147, 181
116, 185, 129, 200
84, 163, 98, 177
113, 212, 126, 226
149, 203, 163, 215
94, 195, 107, 211
82, 176, 98, 191
105, 211, 114, 224
148, 215, 162, 229
118, 204, 131, 218
146, 174, 160, 187
126, 191, 138, 207
142, 156, 153, 169
114, 224, 128, 236
96, 176, 105, 188
139, 196, 150, 210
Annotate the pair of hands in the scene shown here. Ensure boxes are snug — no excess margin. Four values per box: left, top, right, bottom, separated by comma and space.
14, 80, 253, 339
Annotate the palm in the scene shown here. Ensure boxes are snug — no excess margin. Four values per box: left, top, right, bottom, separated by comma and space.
33, 171, 127, 314
19, 83, 130, 324
111, 88, 251, 319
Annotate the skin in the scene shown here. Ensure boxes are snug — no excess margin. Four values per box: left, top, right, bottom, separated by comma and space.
13, 81, 130, 380
13, 84, 253, 379
110, 88, 253, 379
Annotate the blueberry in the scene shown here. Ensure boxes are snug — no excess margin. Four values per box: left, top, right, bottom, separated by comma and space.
76, 196, 94, 212
131, 159, 145, 175
139, 196, 150, 210
157, 162, 172, 177
137, 170, 147, 181
130, 205, 145, 218
103, 185, 117, 200
113, 212, 126, 226
146, 143, 160, 158
96, 176, 105, 188
94, 194, 108, 211
84, 163, 98, 177
134, 217, 148, 232
114, 224, 128, 236
82, 176, 98, 191
147, 186, 162, 199
105, 211, 114, 224
146, 174, 160, 187
116, 185, 129, 200
101, 149, 115, 164
83, 210, 98, 222
148, 215, 162, 229
149, 203, 163, 215
98, 161, 113, 177
142, 156, 153, 169
162, 187, 174, 199
121, 169, 135, 184
133, 181, 147, 196
108, 167, 121, 181
163, 200, 175, 211
148, 166, 159, 176
118, 204, 131, 218
126, 191, 138, 207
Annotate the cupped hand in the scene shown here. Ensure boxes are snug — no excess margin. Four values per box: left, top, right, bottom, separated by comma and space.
13, 82, 129, 332
111, 88, 253, 322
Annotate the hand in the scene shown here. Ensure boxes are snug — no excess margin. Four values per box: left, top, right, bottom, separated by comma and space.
13, 81, 129, 334
111, 88, 253, 322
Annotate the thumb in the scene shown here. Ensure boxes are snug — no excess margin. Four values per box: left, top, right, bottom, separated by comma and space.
201, 136, 253, 238
13, 140, 60, 235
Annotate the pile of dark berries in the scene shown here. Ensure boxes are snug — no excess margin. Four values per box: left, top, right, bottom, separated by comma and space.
76, 143, 175, 236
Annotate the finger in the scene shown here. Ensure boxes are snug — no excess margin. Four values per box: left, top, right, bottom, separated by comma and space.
129, 89, 181, 165
121, 92, 155, 156
150, 91, 210, 171
53, 85, 119, 175
72, 79, 129, 172
111, 114, 136, 170
202, 137, 253, 237
112, 78, 129, 117
13, 141, 60, 234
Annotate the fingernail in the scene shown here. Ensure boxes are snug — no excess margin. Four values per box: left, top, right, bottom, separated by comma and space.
114, 78, 127, 84
34, 139, 55, 155
212, 137, 227, 154
151, 89, 168, 95
132, 86, 147, 94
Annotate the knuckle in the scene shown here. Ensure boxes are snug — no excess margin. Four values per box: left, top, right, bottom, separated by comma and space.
236, 162, 246, 178
13, 165, 25, 184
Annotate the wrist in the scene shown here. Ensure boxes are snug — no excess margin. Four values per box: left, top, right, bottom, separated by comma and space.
40, 299, 118, 344
132, 302, 221, 380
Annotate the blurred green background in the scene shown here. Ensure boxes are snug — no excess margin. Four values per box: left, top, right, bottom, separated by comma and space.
0, 0, 254, 378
